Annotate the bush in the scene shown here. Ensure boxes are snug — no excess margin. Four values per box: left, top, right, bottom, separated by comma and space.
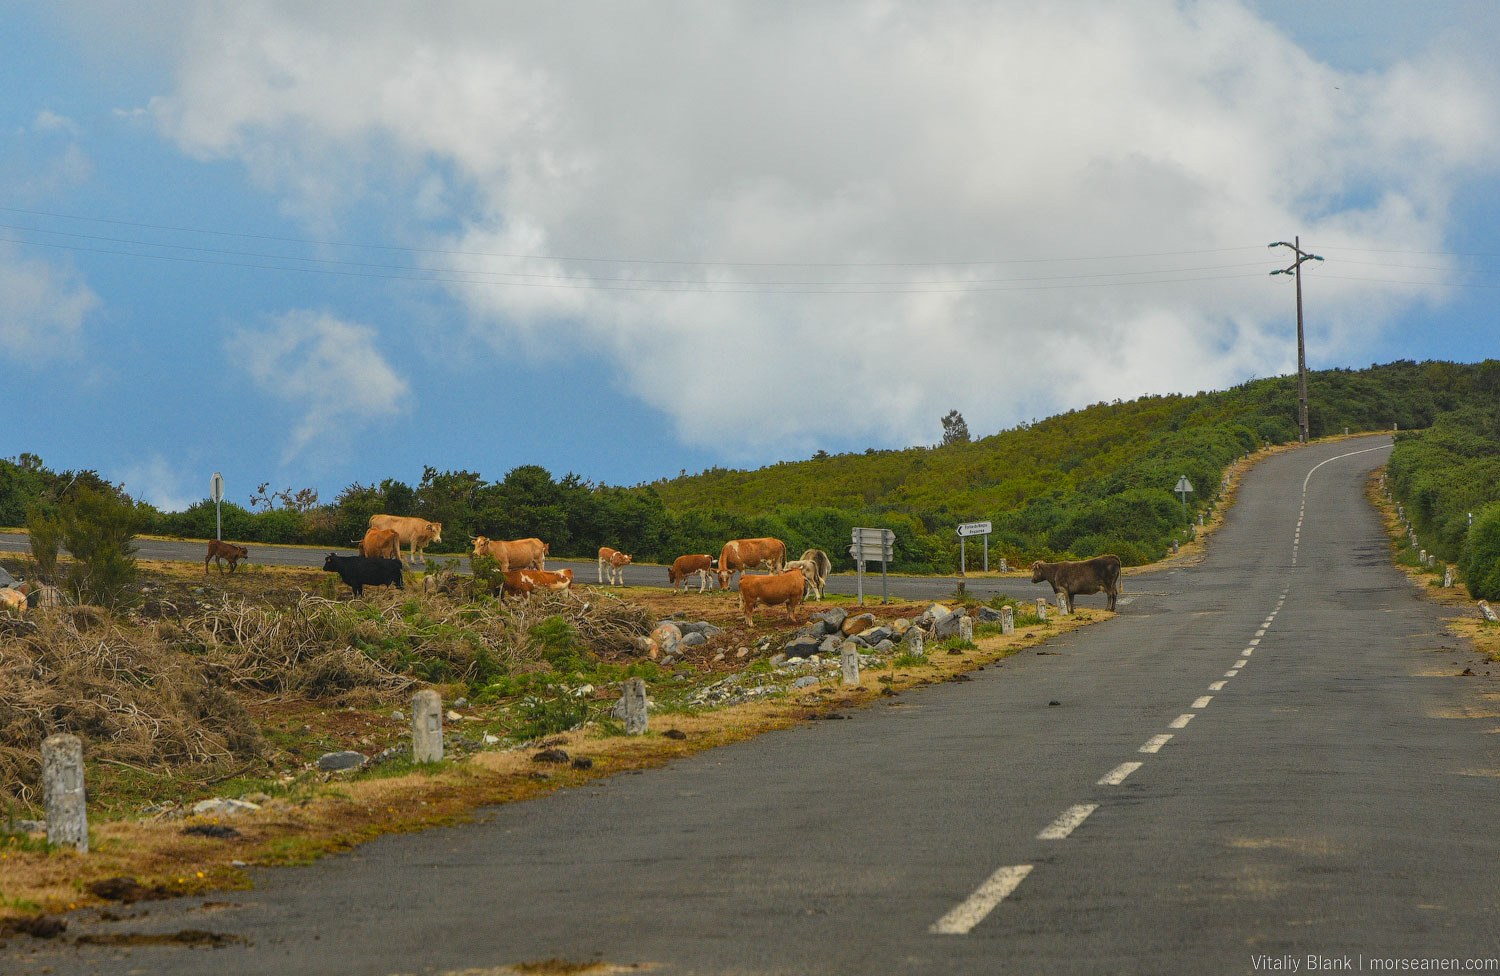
23, 503, 62, 578
1461, 503, 1500, 600
59, 487, 142, 608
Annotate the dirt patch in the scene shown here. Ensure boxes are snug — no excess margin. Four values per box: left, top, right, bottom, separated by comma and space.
73, 928, 246, 947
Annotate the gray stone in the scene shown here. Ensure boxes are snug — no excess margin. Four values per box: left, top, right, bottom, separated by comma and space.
679, 632, 708, 648
191, 798, 260, 817
812, 607, 848, 631
819, 635, 843, 655
412, 689, 443, 763
857, 626, 892, 644
794, 620, 832, 640
621, 677, 649, 735
906, 631, 924, 656
875, 639, 895, 653
316, 751, 366, 771
42, 733, 87, 853
769, 653, 787, 666
1035, 597, 1048, 621
841, 645, 860, 686
976, 606, 1003, 623
1056, 591, 1070, 615
0, 567, 15, 589
1000, 605, 1014, 636
933, 612, 965, 639
959, 617, 974, 641
791, 675, 820, 690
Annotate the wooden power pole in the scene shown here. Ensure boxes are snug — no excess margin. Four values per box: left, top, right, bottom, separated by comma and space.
1271, 238, 1323, 443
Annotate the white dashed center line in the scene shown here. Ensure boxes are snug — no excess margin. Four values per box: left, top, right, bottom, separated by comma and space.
1038, 804, 1098, 840
1098, 762, 1142, 786
1140, 734, 1173, 753
1234, 659, 1248, 668
1225, 669, 1239, 677
1209, 680, 1226, 691
1169, 713, 1194, 728
1191, 696, 1213, 709
930, 865, 1034, 935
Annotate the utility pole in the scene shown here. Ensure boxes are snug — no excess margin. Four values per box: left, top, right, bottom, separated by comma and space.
1270, 238, 1323, 443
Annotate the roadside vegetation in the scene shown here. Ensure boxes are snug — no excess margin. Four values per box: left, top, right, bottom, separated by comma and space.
5, 360, 1497, 575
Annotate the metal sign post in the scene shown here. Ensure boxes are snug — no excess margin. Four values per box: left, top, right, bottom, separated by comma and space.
210, 472, 225, 541
1174, 475, 1193, 515
956, 521, 992, 576
850, 528, 895, 605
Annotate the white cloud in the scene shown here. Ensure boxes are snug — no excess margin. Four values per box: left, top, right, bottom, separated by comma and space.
227, 310, 410, 463
33, 109, 81, 136
0, 243, 99, 360
117, 454, 199, 512
138, 0, 1499, 452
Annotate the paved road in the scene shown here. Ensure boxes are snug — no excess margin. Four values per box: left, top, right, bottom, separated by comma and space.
14, 435, 1500, 975
0, 532, 1033, 604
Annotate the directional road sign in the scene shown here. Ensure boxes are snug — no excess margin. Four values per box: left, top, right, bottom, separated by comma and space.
956, 520, 992, 537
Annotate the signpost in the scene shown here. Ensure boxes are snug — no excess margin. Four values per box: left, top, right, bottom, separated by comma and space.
1174, 475, 1193, 515
210, 471, 225, 541
956, 520, 992, 575
849, 527, 894, 605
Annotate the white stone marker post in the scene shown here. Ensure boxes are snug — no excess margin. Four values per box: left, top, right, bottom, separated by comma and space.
1000, 605, 1014, 636
622, 678, 649, 735
840, 644, 861, 686
908, 630, 925, 657
1057, 591, 1070, 615
998, 557, 1008, 572
1419, 549, 1426, 565
42, 733, 87, 853
959, 616, 974, 642
1443, 565, 1454, 588
1036, 597, 1048, 621
412, 689, 443, 763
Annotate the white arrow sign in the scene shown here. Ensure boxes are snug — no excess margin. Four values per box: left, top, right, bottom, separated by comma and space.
956, 520, 992, 537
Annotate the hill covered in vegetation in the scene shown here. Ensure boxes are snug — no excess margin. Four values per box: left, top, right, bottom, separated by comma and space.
3, 360, 1497, 575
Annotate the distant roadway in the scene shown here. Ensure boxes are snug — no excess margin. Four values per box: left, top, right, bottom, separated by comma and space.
13, 434, 1500, 974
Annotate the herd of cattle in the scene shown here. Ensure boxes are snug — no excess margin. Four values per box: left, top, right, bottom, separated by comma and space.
193, 512, 1124, 627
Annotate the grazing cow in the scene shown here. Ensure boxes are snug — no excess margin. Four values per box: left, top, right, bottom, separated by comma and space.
204, 539, 250, 574
669, 554, 717, 594
368, 514, 443, 566
357, 528, 399, 560
499, 568, 574, 603
322, 553, 405, 597
797, 548, 831, 599
472, 536, 548, 571
717, 537, 787, 589
1030, 555, 1123, 611
598, 546, 632, 585
738, 570, 806, 626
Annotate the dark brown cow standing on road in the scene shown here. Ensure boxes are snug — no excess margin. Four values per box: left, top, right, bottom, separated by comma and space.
1031, 555, 1122, 611
205, 539, 249, 574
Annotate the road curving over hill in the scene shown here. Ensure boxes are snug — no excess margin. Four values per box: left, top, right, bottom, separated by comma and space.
14, 434, 1500, 975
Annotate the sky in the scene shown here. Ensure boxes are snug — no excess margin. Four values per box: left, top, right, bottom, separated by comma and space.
2, 0, 1498, 512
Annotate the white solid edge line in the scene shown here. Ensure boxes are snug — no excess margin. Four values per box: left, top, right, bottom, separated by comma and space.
1140, 733, 1173, 753
930, 865, 1034, 935
1098, 761, 1142, 785
1038, 803, 1098, 840
1169, 713, 1194, 728
1301, 443, 1394, 494
1192, 696, 1213, 709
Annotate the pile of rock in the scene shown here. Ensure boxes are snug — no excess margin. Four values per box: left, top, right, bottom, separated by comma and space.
644, 619, 725, 661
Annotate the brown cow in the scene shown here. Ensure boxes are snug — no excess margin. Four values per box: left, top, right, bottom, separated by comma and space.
499, 567, 574, 603
738, 570, 806, 626
669, 554, 717, 594
358, 528, 399, 560
472, 536, 548, 571
1031, 555, 1123, 611
205, 539, 250, 574
598, 546, 632, 585
717, 537, 787, 589
369, 514, 443, 566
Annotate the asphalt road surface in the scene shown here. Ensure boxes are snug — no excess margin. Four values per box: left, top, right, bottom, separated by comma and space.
12, 435, 1500, 975
0, 530, 1033, 603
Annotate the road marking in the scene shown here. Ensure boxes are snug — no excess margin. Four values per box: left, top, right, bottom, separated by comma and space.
1098, 762, 1142, 785
1038, 804, 1098, 840
1192, 696, 1213, 709
1169, 713, 1194, 728
930, 865, 1033, 934
1209, 680, 1226, 691
1249, 638, 1260, 646
1140, 734, 1173, 753
1234, 659, 1248, 668
1255, 629, 1266, 637
1301, 443, 1393, 494
1225, 668, 1240, 676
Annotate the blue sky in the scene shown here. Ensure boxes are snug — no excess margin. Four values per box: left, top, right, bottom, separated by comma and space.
3, 1, 1498, 512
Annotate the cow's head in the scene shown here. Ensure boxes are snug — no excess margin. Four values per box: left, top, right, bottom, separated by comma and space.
541, 541, 551, 556
428, 522, 443, 543
322, 553, 339, 572
558, 569, 573, 583
1030, 560, 1046, 583
716, 568, 733, 589
471, 536, 489, 555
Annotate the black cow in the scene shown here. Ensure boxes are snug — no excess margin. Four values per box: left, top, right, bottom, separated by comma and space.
1031, 555, 1123, 611
322, 553, 405, 597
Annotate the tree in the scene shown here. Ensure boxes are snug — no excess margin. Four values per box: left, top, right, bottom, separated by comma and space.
941, 409, 971, 446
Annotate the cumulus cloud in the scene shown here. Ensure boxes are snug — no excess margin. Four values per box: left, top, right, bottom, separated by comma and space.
0, 243, 99, 360
117, 454, 200, 512
227, 310, 410, 463
143, 0, 1499, 452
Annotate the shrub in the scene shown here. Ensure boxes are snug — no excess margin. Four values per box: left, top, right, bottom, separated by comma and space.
23, 503, 62, 579
1461, 503, 1500, 601
59, 487, 142, 608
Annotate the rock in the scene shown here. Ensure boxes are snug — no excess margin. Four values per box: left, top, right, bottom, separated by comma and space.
795, 620, 833, 640
925, 603, 953, 622
573, 683, 595, 697
532, 748, 569, 763
571, 757, 593, 769
14, 819, 44, 833
819, 634, 843, 655
841, 613, 876, 636
791, 675, 820, 690
453, 697, 468, 707
243, 792, 272, 804
677, 621, 722, 637
650, 623, 683, 646
315, 751, 366, 772
182, 823, 241, 839
736, 647, 750, 658
712, 652, 725, 662
664, 729, 687, 740
483, 733, 500, 745
391, 710, 405, 721
857, 626, 892, 644
446, 710, 462, 721
192, 797, 262, 816
784, 636, 821, 657
932, 612, 966, 639
679, 632, 708, 648
844, 634, 868, 648
769, 653, 787, 667
875, 639, 895, 653
976, 606, 1004, 623
812, 607, 848, 630
891, 618, 911, 635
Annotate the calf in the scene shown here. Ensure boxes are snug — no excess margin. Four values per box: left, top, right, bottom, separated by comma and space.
499, 568, 574, 603
205, 539, 250, 574
598, 546, 632, 585
358, 527, 399, 560
322, 553, 405, 597
669, 554, 717, 594
797, 548, 831, 600
1030, 555, 1122, 611
738, 569, 806, 627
